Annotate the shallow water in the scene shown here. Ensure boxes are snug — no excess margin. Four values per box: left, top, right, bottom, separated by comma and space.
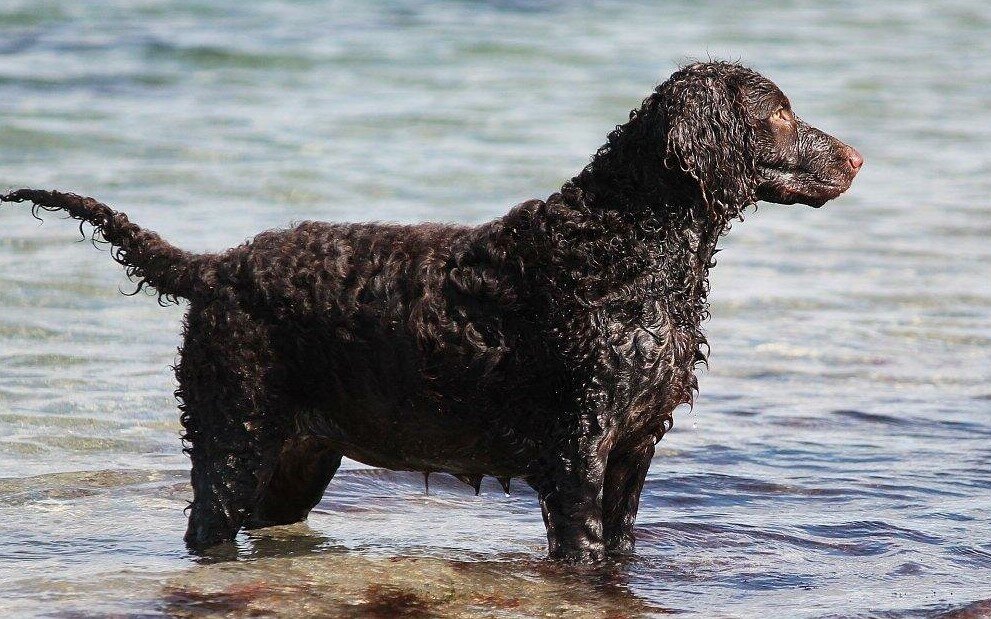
1, 0, 990, 616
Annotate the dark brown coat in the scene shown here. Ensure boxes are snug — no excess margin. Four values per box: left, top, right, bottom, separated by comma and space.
1, 62, 862, 562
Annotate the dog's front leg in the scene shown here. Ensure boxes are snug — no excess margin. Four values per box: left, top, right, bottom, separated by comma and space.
602, 442, 655, 555
527, 436, 608, 563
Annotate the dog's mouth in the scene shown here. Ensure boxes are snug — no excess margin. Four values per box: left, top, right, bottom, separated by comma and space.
757, 166, 853, 208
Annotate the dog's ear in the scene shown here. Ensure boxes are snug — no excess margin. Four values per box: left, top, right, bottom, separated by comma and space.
659, 68, 757, 217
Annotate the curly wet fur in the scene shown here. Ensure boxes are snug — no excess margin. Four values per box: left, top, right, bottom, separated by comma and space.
1, 61, 861, 562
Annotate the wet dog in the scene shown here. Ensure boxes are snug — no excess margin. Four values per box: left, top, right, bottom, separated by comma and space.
1, 62, 861, 562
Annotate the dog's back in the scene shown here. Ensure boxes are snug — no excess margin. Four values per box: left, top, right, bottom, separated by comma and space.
206, 217, 552, 475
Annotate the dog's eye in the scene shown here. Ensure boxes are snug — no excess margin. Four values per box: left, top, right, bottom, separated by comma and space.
772, 108, 793, 123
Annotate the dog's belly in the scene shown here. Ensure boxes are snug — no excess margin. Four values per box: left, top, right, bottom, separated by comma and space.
296, 394, 537, 478
284, 307, 553, 478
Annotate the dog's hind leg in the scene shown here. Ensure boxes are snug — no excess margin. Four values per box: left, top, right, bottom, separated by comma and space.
177, 297, 289, 552
245, 435, 342, 529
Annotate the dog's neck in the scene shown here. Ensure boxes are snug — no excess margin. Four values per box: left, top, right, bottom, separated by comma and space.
495, 178, 732, 335
560, 123, 752, 311
586, 184, 722, 319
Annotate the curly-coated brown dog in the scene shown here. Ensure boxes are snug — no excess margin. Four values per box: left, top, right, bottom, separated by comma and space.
1, 62, 862, 562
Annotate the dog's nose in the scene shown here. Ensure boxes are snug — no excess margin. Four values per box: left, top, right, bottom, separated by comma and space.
846, 147, 864, 172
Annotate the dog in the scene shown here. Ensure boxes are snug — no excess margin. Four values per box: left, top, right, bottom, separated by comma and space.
1, 62, 862, 562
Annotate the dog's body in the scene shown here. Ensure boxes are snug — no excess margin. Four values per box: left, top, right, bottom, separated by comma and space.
2, 62, 862, 562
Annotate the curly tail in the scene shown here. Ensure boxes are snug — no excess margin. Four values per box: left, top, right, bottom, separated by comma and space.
1, 188, 207, 304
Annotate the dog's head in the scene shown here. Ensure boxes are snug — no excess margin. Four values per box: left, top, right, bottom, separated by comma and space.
658, 62, 863, 212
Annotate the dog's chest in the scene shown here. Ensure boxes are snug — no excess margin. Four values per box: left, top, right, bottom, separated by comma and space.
597, 300, 699, 433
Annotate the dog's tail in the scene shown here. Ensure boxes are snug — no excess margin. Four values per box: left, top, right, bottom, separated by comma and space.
1, 188, 208, 304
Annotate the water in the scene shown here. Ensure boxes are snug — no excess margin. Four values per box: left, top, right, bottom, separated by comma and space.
1, 1, 989, 616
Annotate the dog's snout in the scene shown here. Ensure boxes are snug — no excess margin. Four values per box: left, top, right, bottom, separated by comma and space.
845, 146, 864, 173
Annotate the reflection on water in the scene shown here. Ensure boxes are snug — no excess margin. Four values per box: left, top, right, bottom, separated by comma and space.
1, 0, 990, 616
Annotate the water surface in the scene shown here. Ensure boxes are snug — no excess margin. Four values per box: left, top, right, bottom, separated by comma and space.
1, 1, 990, 616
